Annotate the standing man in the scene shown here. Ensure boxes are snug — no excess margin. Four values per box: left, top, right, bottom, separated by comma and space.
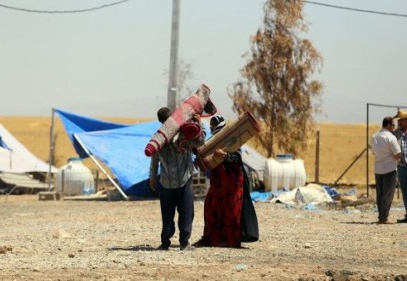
392, 110, 406, 140
149, 107, 206, 250
370, 116, 401, 224
396, 112, 407, 223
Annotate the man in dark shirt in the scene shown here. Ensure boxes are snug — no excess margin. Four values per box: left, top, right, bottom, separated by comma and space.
149, 107, 205, 250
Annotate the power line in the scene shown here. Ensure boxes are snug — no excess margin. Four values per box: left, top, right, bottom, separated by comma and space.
0, 0, 129, 14
305, 1, 407, 18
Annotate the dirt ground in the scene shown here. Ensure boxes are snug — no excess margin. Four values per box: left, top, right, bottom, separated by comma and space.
1, 192, 407, 281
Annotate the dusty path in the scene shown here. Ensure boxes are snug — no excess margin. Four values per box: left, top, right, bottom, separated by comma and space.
1, 195, 407, 280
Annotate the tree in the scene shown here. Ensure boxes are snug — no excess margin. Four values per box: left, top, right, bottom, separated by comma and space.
176, 59, 195, 105
163, 58, 195, 107
228, 0, 323, 158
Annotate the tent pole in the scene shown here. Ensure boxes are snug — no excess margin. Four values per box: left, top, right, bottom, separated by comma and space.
48, 108, 55, 191
73, 134, 129, 200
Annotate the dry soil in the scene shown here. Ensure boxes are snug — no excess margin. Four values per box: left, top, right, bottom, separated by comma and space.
1, 194, 407, 281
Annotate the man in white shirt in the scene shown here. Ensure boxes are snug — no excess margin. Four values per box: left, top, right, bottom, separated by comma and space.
370, 116, 401, 224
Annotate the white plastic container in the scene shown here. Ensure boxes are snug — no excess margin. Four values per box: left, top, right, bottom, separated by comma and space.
55, 157, 95, 196
263, 154, 306, 192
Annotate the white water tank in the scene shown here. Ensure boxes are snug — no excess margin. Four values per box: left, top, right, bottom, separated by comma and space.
263, 154, 306, 192
55, 157, 95, 196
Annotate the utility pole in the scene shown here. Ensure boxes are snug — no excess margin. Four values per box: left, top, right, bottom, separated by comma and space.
314, 129, 320, 183
167, 0, 180, 111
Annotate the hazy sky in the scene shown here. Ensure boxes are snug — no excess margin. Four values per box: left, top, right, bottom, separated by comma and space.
1, 0, 406, 124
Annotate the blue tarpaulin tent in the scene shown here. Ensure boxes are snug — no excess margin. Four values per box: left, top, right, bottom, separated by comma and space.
55, 109, 129, 158
54, 109, 161, 198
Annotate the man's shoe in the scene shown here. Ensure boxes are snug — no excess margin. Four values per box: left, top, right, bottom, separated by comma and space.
180, 243, 195, 251
157, 244, 169, 251
378, 220, 391, 224
397, 218, 407, 223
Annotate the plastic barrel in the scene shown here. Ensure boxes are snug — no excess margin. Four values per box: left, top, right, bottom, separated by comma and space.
55, 157, 95, 196
263, 154, 306, 192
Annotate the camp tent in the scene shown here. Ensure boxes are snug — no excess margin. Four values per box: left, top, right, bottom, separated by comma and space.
0, 124, 58, 193
0, 124, 58, 174
54, 109, 267, 198
241, 144, 266, 182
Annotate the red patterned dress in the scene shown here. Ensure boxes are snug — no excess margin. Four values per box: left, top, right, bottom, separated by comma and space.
202, 151, 244, 248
